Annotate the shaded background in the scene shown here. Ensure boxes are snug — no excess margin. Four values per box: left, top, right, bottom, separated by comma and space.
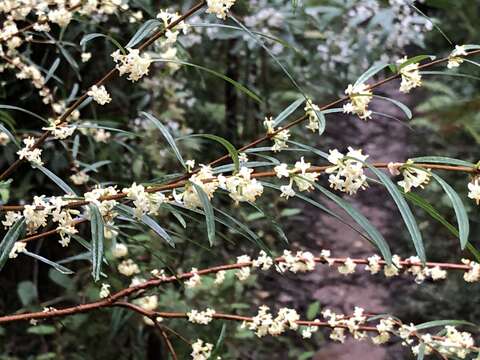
1, 0, 479, 359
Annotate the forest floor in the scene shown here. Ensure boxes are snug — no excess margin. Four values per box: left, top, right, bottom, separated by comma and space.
277, 84, 413, 360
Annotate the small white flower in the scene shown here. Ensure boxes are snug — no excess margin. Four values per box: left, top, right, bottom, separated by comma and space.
397, 57, 422, 93
191, 339, 213, 360
274, 163, 290, 178
304, 99, 322, 132
338, 257, 356, 275
118, 259, 140, 277
0, 132, 10, 146
185, 268, 202, 288
87, 85, 112, 105
447, 45, 467, 69
206, 0, 236, 19
99, 283, 111, 298
468, 178, 480, 205
70, 171, 90, 185
280, 183, 295, 199
187, 308, 216, 325
236, 255, 252, 281
135, 295, 158, 311
214, 270, 226, 285
344, 83, 373, 120
397, 161, 431, 193
112, 243, 128, 258
111, 48, 152, 82
9, 241, 26, 259
81, 52, 92, 63
17, 137, 43, 166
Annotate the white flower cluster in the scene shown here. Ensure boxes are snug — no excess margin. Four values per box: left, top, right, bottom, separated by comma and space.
467, 178, 480, 205
17, 137, 43, 166
274, 157, 321, 199
122, 183, 166, 218
206, 0, 236, 19
242, 306, 300, 337
277, 250, 316, 273
112, 48, 152, 82
219, 167, 264, 204
390, 160, 431, 193
118, 259, 140, 277
9, 241, 26, 259
462, 258, 480, 283
185, 267, 202, 288
99, 283, 111, 299
447, 45, 467, 69
135, 295, 158, 311
263, 117, 290, 152
47, 7, 72, 28
42, 120, 76, 140
343, 83, 373, 120
70, 171, 90, 185
326, 148, 368, 195
156, 10, 189, 72
180, 165, 217, 208
304, 99, 322, 132
187, 308, 216, 325
87, 85, 112, 105
191, 339, 213, 360
3, 196, 79, 246
323, 307, 368, 341
397, 57, 422, 93
235, 255, 252, 281
79, 122, 112, 143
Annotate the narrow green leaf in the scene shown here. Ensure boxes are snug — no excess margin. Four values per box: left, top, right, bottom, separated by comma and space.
35, 165, 77, 195
273, 97, 305, 127
398, 55, 435, 71
420, 71, 480, 81
367, 166, 425, 262
116, 204, 175, 247
0, 104, 47, 123
411, 156, 475, 167
404, 192, 480, 262
415, 319, 476, 330
45, 58, 60, 83
0, 218, 26, 271
142, 112, 186, 169
126, 19, 161, 48
186, 134, 239, 173
90, 205, 104, 281
311, 182, 393, 264
0, 123, 19, 148
374, 95, 412, 119
354, 63, 389, 87
23, 250, 74, 275
152, 59, 263, 104
80, 33, 125, 54
431, 173, 469, 249
191, 182, 215, 246
416, 343, 425, 360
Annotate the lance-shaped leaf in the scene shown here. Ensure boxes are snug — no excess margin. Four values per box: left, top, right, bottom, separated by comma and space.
126, 19, 161, 48
354, 63, 390, 87
310, 182, 392, 264
191, 182, 215, 246
142, 112, 186, 169
412, 156, 475, 167
274, 97, 305, 127
90, 205, 104, 281
367, 166, 425, 262
431, 173, 469, 249
23, 250, 73, 275
0, 218, 26, 271
415, 319, 476, 330
116, 204, 174, 248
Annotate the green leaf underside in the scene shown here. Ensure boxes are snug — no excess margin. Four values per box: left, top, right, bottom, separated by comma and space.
367, 166, 425, 262
187, 134, 239, 173
90, 205, 104, 281
191, 182, 216, 246
0, 218, 26, 271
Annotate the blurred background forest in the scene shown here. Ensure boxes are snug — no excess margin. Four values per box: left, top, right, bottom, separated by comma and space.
0, 0, 479, 359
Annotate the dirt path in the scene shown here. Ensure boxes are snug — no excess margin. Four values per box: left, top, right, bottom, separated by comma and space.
278, 84, 413, 359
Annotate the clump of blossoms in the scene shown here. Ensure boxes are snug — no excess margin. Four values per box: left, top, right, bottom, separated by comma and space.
206, 0, 236, 19
277, 250, 316, 273
191, 339, 213, 360
304, 99, 322, 132
263, 117, 290, 152
16, 137, 43, 166
396, 57, 422, 93
243, 306, 299, 337
274, 157, 321, 197
185, 268, 202, 288
111, 48, 152, 82
155, 10, 189, 72
99, 283, 111, 299
447, 45, 468, 69
118, 259, 140, 277
235, 255, 252, 281
70, 171, 90, 186
122, 183, 166, 218
462, 259, 480, 282
322, 307, 368, 341
187, 308, 216, 325
181, 165, 218, 209
343, 83, 373, 120
467, 177, 480, 205
9, 241, 26, 259
42, 120, 76, 140
325, 148, 368, 195
218, 166, 264, 204
87, 85, 112, 105
390, 160, 431, 193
